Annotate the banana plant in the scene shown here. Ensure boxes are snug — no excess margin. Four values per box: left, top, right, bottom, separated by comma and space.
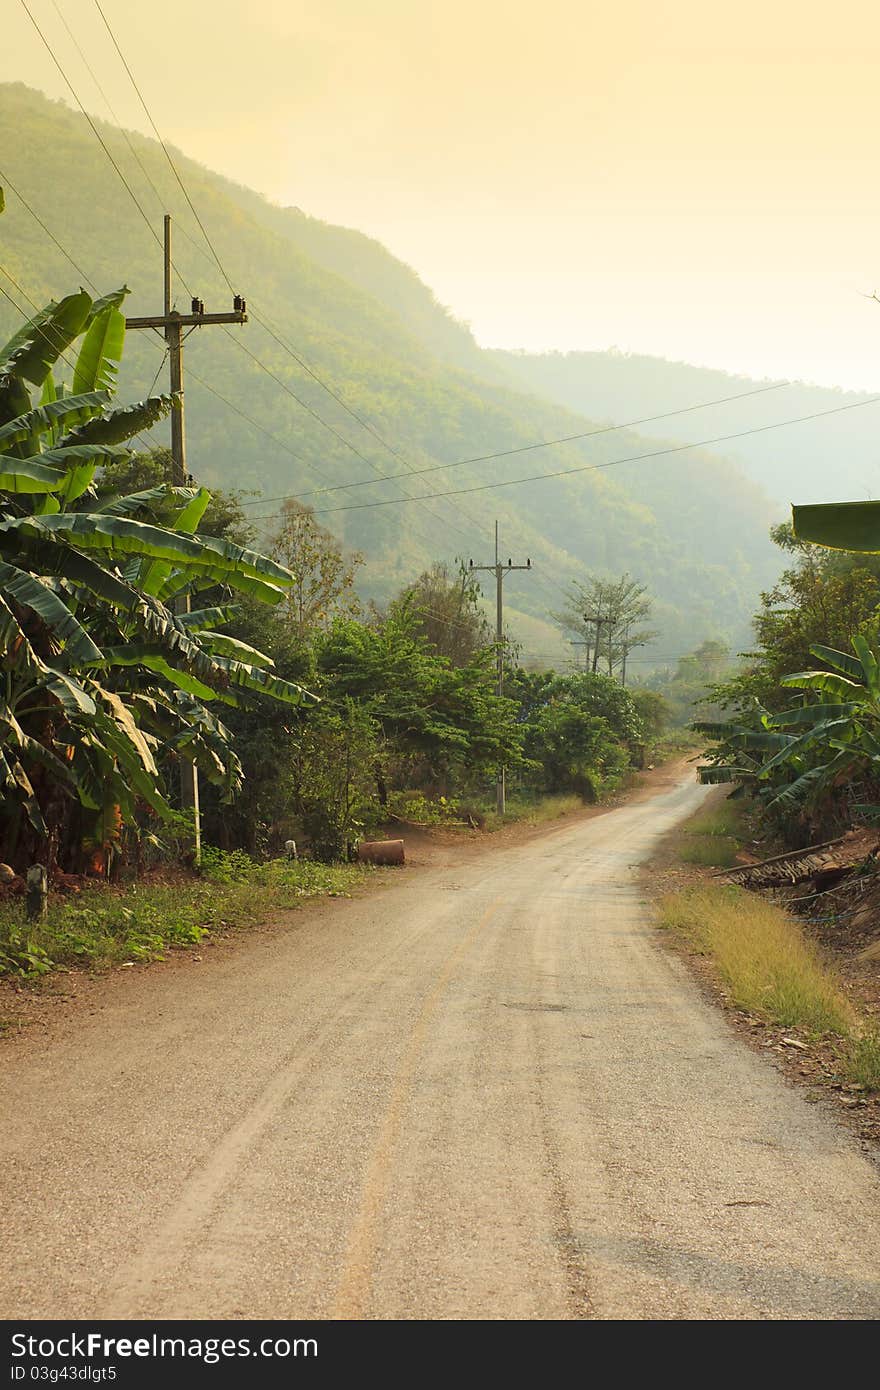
793, 500, 880, 554
697, 637, 880, 834
0, 282, 315, 871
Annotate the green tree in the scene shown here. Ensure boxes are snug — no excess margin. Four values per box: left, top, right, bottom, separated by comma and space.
389, 560, 492, 666
268, 499, 362, 640
649, 639, 732, 726
630, 688, 671, 740
317, 611, 523, 795
554, 572, 657, 678
523, 703, 629, 798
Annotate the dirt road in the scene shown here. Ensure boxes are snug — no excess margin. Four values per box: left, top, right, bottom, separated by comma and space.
3, 769, 880, 1320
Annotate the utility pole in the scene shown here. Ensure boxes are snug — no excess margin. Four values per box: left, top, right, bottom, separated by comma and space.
585, 611, 609, 673
621, 623, 630, 687
125, 215, 247, 862
469, 521, 532, 816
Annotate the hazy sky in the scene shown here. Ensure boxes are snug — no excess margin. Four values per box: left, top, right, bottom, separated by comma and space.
8, 0, 880, 389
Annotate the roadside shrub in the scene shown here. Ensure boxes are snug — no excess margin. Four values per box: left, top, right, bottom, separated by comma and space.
200, 846, 255, 884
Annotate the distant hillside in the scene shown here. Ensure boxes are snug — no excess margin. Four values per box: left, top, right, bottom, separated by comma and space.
0, 84, 783, 666
490, 349, 880, 508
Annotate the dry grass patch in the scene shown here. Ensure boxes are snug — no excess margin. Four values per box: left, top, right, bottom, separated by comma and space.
844, 1031, 880, 1091
659, 884, 856, 1036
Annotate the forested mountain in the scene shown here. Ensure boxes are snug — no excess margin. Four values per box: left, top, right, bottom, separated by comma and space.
491, 349, 880, 509
0, 83, 783, 665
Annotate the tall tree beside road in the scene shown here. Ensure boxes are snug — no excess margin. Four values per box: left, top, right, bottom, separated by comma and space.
555, 572, 657, 678
268, 500, 362, 640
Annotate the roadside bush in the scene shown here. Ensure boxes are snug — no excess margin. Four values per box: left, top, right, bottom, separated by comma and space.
200, 846, 255, 884
292, 702, 381, 859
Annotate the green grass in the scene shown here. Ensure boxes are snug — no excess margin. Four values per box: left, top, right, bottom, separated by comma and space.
659, 885, 856, 1036
0, 856, 372, 979
677, 836, 741, 867
482, 792, 583, 832
684, 804, 744, 837
674, 796, 749, 868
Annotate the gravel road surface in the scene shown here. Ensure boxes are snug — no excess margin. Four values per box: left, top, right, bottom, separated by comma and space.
3, 769, 880, 1320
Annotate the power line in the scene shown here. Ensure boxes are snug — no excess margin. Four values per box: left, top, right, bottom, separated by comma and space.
76, 0, 486, 547
18, 0, 165, 257
48, 0, 172, 226
91, 0, 237, 297
0, 164, 98, 291
145, 347, 169, 400
6, 16, 469, 557
58, 0, 775, 563
244, 392, 880, 520
185, 364, 308, 464
18, 0, 204, 310
261, 382, 791, 506
249, 306, 413, 465
79, 4, 489, 540
221, 328, 482, 547
6, 30, 467, 554
0, 275, 32, 320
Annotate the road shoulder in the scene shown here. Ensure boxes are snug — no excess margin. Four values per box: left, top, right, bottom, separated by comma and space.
643, 791, 880, 1158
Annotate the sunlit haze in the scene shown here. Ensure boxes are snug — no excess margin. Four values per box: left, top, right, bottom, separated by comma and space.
7, 0, 880, 388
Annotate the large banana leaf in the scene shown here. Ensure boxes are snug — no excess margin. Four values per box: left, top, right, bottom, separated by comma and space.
769, 704, 860, 728
72, 305, 125, 395
85, 483, 199, 519
0, 530, 144, 612
766, 751, 853, 810
85, 287, 129, 324
44, 670, 97, 718
0, 443, 128, 503
89, 681, 159, 778
2, 291, 92, 386
2, 512, 293, 603
179, 604, 238, 631
852, 634, 880, 695
780, 671, 861, 698
34, 443, 132, 471
793, 500, 880, 552
0, 747, 47, 834
62, 394, 173, 448
0, 375, 33, 433
88, 646, 218, 702
140, 486, 212, 597
0, 560, 102, 664
0, 593, 40, 668
6, 512, 292, 584
759, 717, 851, 773
698, 765, 749, 784
0, 390, 110, 449
0, 303, 58, 370
809, 643, 864, 680
0, 453, 66, 493
207, 655, 317, 706
196, 631, 275, 668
